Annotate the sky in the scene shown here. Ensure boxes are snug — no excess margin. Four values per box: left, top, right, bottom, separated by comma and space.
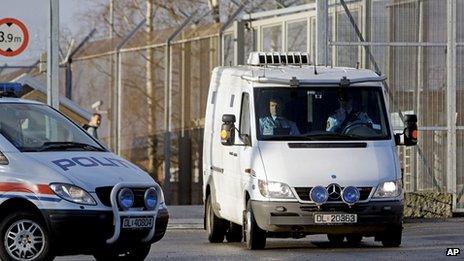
0, 0, 104, 65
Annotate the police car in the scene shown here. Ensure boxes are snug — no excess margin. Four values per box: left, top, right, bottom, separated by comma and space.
0, 83, 168, 260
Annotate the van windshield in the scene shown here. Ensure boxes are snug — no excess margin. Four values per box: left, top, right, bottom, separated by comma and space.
254, 87, 391, 141
0, 103, 105, 152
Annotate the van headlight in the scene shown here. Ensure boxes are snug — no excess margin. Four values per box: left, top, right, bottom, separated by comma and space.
50, 183, 96, 205
258, 180, 295, 199
373, 180, 402, 198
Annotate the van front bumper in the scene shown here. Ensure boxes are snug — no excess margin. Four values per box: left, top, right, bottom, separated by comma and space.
251, 200, 402, 235
41, 207, 169, 255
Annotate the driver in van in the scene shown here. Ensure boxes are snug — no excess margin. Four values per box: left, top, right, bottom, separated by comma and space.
326, 92, 373, 133
259, 97, 300, 136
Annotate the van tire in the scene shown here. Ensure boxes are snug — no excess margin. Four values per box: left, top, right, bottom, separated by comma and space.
381, 226, 402, 247
327, 234, 345, 245
243, 201, 266, 250
225, 223, 243, 242
206, 194, 228, 243
0, 211, 54, 261
93, 244, 151, 261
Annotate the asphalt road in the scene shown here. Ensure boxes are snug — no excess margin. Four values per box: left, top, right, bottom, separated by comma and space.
57, 219, 464, 261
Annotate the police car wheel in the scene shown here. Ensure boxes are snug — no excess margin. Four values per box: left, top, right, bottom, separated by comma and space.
205, 194, 228, 243
93, 244, 151, 261
243, 200, 266, 250
0, 211, 53, 261
225, 223, 243, 243
327, 234, 345, 245
381, 226, 402, 247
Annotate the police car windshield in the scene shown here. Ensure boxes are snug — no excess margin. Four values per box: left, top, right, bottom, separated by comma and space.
255, 87, 390, 141
0, 103, 105, 152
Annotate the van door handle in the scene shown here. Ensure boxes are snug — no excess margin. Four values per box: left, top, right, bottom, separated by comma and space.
229, 152, 237, 157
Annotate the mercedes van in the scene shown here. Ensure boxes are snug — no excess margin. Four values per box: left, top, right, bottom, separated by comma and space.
202, 52, 418, 249
0, 83, 168, 260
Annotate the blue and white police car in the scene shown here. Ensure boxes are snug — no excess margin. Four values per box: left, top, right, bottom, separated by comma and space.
0, 83, 168, 261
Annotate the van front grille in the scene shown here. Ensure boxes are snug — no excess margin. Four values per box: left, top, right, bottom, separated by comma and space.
294, 187, 372, 202
95, 186, 148, 209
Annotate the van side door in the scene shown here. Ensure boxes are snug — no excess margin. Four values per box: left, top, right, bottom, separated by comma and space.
236, 91, 254, 222
220, 89, 242, 223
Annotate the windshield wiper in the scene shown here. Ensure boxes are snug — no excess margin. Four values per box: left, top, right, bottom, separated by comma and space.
37, 142, 106, 152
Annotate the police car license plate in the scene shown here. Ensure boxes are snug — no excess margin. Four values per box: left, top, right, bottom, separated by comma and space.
314, 214, 357, 224
122, 217, 154, 229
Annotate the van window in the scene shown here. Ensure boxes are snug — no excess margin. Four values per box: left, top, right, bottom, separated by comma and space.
230, 95, 235, 107
211, 91, 217, 104
239, 93, 251, 139
254, 87, 391, 141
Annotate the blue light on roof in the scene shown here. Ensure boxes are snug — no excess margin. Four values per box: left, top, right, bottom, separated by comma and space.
0, 82, 23, 97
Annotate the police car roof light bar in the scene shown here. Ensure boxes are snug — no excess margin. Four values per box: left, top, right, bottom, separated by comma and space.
0, 82, 22, 98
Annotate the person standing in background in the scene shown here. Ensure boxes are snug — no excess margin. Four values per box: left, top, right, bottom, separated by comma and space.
83, 113, 102, 139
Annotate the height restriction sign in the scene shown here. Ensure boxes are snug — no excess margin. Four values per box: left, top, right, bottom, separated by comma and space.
0, 18, 29, 57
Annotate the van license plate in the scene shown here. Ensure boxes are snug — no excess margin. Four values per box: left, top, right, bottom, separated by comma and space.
122, 217, 154, 229
314, 214, 357, 224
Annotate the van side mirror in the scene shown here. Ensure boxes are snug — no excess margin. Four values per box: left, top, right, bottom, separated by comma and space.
395, 114, 418, 146
221, 114, 236, 146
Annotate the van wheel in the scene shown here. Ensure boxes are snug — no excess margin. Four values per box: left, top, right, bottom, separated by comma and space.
381, 226, 402, 247
94, 244, 151, 261
225, 223, 243, 242
206, 194, 228, 243
0, 211, 54, 261
327, 234, 345, 245
346, 234, 363, 246
243, 201, 266, 250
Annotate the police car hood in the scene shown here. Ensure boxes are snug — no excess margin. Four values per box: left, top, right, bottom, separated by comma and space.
258, 141, 398, 188
22, 152, 155, 191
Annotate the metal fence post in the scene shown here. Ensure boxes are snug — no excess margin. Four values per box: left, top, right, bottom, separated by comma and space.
164, 13, 198, 204
316, 0, 328, 66
47, 0, 60, 109
115, 20, 147, 155
233, 20, 245, 65
446, 0, 457, 211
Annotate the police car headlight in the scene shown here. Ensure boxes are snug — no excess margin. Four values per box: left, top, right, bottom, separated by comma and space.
258, 180, 295, 199
50, 183, 96, 205
118, 188, 134, 210
144, 188, 158, 210
373, 180, 402, 198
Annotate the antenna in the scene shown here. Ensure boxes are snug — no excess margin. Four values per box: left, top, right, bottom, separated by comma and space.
313, 62, 318, 75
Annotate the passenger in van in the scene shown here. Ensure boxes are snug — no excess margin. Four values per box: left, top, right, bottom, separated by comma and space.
259, 97, 300, 136
326, 93, 373, 133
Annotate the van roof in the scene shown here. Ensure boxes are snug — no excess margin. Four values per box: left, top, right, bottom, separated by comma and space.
216, 65, 384, 88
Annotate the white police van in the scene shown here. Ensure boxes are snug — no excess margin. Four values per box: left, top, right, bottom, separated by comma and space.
203, 52, 418, 249
0, 83, 168, 260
